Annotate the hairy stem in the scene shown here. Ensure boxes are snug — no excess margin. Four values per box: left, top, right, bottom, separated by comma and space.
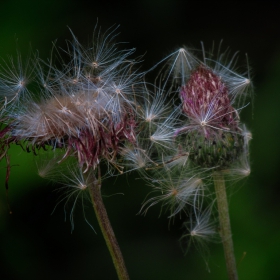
87, 167, 129, 280
213, 172, 238, 280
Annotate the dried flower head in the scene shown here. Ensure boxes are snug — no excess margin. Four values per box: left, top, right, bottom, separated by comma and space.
0, 26, 141, 173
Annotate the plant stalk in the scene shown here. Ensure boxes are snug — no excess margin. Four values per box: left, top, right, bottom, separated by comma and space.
87, 167, 129, 280
213, 172, 238, 280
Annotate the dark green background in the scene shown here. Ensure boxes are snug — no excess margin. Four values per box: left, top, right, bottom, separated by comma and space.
0, 1, 279, 279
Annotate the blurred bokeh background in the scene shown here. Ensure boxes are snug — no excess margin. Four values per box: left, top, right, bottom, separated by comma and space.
0, 1, 279, 279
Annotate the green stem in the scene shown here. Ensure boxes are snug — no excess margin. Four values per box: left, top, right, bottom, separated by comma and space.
86, 167, 129, 280
213, 172, 238, 280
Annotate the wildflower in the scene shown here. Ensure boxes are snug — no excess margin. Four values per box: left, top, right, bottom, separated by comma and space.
139, 44, 253, 278
0, 28, 145, 279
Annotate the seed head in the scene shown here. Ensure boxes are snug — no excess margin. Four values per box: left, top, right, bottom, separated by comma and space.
0, 26, 141, 172
158, 46, 252, 169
